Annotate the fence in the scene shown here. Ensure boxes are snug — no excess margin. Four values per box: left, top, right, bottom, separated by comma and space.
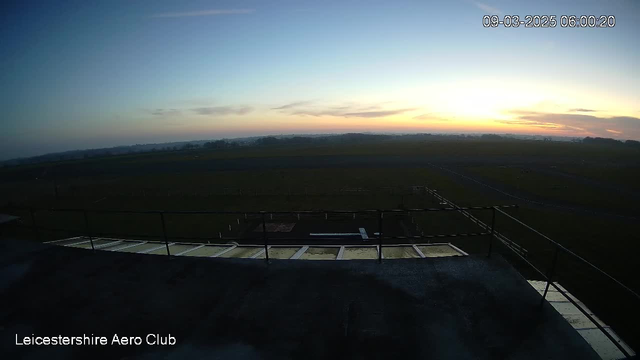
5, 203, 638, 358
492, 207, 638, 358
13, 205, 517, 260
422, 185, 638, 358
4, 183, 443, 202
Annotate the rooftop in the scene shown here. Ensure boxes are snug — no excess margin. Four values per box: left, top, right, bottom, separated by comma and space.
1, 238, 600, 359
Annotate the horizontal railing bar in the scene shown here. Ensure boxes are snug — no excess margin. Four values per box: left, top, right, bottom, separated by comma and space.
11, 205, 518, 216
40, 233, 490, 244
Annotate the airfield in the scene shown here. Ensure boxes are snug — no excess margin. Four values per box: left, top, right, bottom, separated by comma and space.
1, 138, 639, 358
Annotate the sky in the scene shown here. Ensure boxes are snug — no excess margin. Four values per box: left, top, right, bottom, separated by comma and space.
1, 0, 639, 160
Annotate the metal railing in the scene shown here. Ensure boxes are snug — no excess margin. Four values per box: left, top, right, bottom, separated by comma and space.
14, 205, 517, 260
7, 201, 637, 358
417, 185, 637, 358
493, 207, 637, 359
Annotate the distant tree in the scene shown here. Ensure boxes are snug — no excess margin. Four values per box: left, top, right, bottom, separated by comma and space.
624, 140, 640, 149
180, 143, 199, 150
204, 140, 236, 149
255, 137, 280, 146
583, 137, 622, 146
481, 134, 503, 140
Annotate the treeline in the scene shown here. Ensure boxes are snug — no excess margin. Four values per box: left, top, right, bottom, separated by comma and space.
4, 133, 639, 168
582, 137, 640, 148
252, 133, 392, 147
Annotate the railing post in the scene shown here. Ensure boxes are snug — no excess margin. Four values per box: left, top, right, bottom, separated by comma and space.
160, 212, 170, 256
488, 207, 496, 257
29, 208, 40, 242
262, 213, 269, 262
378, 210, 383, 263
541, 245, 560, 306
83, 210, 95, 251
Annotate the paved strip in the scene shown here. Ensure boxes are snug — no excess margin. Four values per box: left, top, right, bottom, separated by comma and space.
138, 243, 174, 254
529, 280, 635, 360
176, 245, 205, 256
110, 241, 146, 251
211, 245, 237, 258
44, 236, 83, 244
94, 240, 123, 250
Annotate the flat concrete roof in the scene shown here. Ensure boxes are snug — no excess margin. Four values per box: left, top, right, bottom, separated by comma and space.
1, 239, 599, 360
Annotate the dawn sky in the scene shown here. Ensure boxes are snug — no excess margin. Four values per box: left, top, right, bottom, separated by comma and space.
1, 0, 639, 160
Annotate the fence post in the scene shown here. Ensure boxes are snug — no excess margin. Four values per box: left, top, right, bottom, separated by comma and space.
262, 213, 269, 262
83, 210, 95, 251
488, 207, 496, 257
160, 212, 170, 257
378, 210, 383, 263
541, 245, 560, 306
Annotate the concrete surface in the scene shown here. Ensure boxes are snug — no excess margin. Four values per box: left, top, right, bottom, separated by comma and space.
528, 280, 635, 360
0, 239, 600, 360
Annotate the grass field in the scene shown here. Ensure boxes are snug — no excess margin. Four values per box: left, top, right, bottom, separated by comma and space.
1, 138, 639, 349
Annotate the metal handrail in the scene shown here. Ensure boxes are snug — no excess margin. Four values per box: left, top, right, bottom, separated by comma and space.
13, 204, 517, 215
8, 202, 634, 357
493, 206, 635, 358
495, 207, 640, 302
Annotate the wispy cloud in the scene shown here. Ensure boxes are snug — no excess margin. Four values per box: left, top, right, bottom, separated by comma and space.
495, 119, 574, 131
502, 109, 640, 138
271, 101, 314, 110
150, 108, 181, 116
343, 109, 415, 118
150, 9, 254, 18
192, 106, 253, 116
274, 101, 413, 118
472, 2, 503, 15
568, 108, 597, 113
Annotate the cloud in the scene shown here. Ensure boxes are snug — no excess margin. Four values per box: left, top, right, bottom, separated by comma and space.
343, 109, 415, 118
291, 107, 414, 118
568, 108, 597, 113
150, 109, 181, 116
192, 106, 253, 116
495, 119, 575, 131
472, 2, 503, 15
503, 109, 640, 138
291, 109, 344, 117
150, 9, 254, 18
274, 101, 414, 118
272, 101, 314, 110
507, 110, 544, 116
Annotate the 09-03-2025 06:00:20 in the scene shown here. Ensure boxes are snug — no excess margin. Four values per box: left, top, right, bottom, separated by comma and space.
482, 14, 616, 28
